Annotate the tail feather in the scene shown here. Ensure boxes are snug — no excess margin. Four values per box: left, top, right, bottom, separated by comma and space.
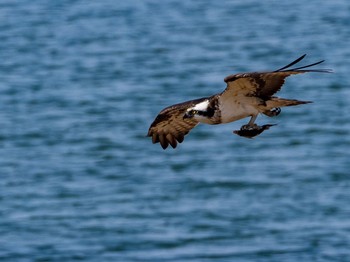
265, 97, 312, 109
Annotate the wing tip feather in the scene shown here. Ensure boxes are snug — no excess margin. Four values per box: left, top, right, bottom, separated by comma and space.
148, 129, 185, 149
275, 54, 331, 73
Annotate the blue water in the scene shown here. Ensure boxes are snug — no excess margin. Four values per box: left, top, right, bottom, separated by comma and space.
1, 1, 350, 261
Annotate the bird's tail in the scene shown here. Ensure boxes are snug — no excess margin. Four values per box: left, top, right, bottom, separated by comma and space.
265, 97, 312, 109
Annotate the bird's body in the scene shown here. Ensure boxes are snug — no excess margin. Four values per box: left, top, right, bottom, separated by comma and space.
148, 55, 331, 149
219, 95, 259, 124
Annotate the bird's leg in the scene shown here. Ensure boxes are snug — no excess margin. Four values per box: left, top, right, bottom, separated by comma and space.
248, 115, 257, 125
241, 115, 258, 130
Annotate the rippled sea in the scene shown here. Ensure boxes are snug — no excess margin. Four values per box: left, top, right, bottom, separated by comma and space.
1, 1, 350, 261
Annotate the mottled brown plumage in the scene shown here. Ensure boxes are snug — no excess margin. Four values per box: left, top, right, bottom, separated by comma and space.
222, 55, 329, 99
147, 98, 205, 149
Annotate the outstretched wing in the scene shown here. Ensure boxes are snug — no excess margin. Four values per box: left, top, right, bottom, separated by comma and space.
147, 97, 207, 149
222, 54, 331, 99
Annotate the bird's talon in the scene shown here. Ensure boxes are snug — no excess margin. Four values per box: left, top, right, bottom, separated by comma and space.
271, 107, 281, 116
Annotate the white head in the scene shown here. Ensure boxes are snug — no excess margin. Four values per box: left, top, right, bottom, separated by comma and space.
183, 100, 212, 123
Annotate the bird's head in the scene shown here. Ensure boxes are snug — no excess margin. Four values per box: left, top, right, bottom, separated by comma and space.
183, 109, 199, 119
183, 100, 210, 121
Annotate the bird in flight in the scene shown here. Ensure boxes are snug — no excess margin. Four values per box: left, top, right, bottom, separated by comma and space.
147, 54, 331, 149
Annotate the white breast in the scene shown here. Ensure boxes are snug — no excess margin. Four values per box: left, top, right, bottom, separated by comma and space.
219, 95, 259, 123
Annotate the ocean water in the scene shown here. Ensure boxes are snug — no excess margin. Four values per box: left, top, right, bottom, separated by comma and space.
1, 0, 350, 261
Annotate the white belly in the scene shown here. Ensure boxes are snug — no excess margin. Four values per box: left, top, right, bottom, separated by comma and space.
219, 98, 259, 123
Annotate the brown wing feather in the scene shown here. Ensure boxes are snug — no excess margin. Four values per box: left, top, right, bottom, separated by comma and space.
224, 71, 312, 98
223, 55, 331, 99
147, 98, 207, 149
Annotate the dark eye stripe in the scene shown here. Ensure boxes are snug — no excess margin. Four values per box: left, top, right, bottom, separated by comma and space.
196, 109, 214, 117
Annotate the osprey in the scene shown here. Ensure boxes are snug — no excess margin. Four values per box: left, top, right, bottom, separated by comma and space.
147, 55, 331, 149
